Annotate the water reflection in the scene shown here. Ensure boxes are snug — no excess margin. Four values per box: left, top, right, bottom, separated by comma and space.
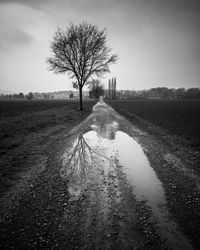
61, 132, 109, 198
114, 131, 193, 249
91, 120, 118, 140
115, 131, 164, 205
60, 113, 118, 198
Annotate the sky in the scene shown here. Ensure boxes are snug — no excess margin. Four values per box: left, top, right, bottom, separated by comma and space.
0, 0, 200, 93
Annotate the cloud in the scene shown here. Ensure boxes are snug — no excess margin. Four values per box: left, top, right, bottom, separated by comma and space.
0, 2, 54, 52
0, 3, 34, 51
0, 0, 47, 9
1, 0, 200, 15
0, 26, 33, 51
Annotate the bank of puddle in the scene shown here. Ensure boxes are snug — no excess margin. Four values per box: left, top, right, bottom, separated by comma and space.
61, 103, 193, 250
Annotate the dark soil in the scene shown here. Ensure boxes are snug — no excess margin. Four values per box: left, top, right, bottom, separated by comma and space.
107, 99, 200, 152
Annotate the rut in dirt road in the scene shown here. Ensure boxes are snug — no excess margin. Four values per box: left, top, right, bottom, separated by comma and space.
59, 99, 193, 250
0, 99, 197, 249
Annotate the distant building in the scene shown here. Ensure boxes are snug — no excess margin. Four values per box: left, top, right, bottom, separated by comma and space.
33, 91, 89, 99
50, 91, 79, 99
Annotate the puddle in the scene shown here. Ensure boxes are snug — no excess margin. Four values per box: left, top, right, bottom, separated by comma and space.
60, 100, 193, 249
114, 131, 193, 249
60, 124, 117, 199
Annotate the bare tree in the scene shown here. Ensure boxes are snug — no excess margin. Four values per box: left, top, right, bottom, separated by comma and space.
47, 22, 118, 110
88, 79, 105, 99
26, 92, 33, 100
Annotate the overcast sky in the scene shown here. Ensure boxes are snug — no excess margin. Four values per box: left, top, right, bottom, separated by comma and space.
0, 0, 200, 93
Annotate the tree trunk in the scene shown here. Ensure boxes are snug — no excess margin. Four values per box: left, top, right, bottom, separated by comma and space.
79, 86, 83, 111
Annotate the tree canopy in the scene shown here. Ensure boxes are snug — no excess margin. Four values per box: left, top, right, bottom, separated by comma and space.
88, 79, 105, 99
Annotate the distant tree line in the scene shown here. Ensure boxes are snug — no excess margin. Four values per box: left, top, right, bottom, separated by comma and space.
116, 87, 200, 100
0, 92, 34, 100
1, 87, 200, 100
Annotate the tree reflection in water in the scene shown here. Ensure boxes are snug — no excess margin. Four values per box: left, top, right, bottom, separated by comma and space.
60, 118, 119, 199
60, 132, 109, 199
91, 119, 118, 140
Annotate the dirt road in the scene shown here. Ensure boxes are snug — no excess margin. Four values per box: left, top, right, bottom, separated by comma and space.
0, 100, 199, 249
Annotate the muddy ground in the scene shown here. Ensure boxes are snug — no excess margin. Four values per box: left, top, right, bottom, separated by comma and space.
0, 100, 199, 250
